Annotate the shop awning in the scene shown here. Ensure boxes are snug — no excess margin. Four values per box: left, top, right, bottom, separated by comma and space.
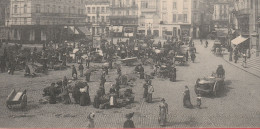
68, 26, 79, 34
231, 36, 249, 45
77, 27, 91, 36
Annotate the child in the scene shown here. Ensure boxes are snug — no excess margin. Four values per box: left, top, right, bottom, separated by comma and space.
197, 94, 202, 109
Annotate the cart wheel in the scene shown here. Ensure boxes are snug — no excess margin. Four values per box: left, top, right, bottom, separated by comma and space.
21, 94, 27, 109
6, 104, 12, 109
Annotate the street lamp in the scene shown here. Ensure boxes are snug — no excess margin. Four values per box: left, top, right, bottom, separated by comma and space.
6, 20, 10, 42
110, 25, 114, 44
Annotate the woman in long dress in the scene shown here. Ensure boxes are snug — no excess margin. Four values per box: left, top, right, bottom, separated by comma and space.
183, 86, 193, 108
159, 98, 168, 126
146, 85, 154, 103
123, 112, 135, 128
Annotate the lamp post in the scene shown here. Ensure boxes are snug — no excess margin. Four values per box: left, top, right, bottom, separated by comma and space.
110, 25, 114, 44
6, 20, 10, 42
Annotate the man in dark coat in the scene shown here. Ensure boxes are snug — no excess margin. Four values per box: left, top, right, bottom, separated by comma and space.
117, 67, 122, 76
216, 65, 225, 78
49, 83, 57, 104
139, 65, 145, 79
72, 85, 81, 104
72, 65, 77, 79
24, 64, 31, 76
78, 63, 84, 77
143, 80, 149, 98
186, 50, 189, 61
85, 69, 91, 82
93, 95, 100, 108
115, 78, 120, 98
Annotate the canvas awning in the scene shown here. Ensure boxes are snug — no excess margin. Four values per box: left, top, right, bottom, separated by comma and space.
231, 36, 248, 45
68, 26, 79, 34
77, 27, 91, 36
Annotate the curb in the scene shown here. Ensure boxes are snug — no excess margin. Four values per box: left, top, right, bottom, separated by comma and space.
222, 56, 260, 79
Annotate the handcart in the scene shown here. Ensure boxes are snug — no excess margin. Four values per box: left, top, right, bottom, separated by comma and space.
6, 89, 27, 109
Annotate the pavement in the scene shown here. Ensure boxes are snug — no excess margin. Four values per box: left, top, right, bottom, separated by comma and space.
221, 46, 260, 78
0, 39, 259, 128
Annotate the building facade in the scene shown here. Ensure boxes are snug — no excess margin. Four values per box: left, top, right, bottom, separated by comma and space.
212, 0, 231, 28
191, 0, 213, 38
6, 0, 86, 43
86, 0, 110, 37
0, 0, 10, 41
159, 0, 192, 40
232, 0, 260, 57
110, 0, 138, 37
137, 0, 160, 37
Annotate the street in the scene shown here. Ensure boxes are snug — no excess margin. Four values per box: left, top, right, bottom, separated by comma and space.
0, 40, 259, 128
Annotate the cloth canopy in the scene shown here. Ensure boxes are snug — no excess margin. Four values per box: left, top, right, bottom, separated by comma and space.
231, 36, 248, 45
68, 26, 79, 34
77, 27, 91, 36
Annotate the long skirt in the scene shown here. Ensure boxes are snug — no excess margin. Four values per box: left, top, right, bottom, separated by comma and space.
183, 95, 192, 108
159, 110, 167, 126
72, 91, 80, 104
80, 92, 89, 106
63, 94, 71, 104
80, 70, 83, 77
143, 90, 148, 98
49, 95, 56, 104
140, 72, 144, 79
146, 93, 152, 103
93, 96, 100, 108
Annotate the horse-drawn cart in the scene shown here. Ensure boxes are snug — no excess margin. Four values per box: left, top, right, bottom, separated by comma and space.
195, 75, 225, 97
6, 89, 27, 109
174, 55, 186, 64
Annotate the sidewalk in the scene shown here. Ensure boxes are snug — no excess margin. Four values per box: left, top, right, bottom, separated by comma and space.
222, 50, 260, 78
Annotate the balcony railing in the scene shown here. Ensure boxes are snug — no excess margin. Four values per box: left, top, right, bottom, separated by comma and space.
33, 13, 87, 18
109, 15, 138, 19
110, 5, 138, 9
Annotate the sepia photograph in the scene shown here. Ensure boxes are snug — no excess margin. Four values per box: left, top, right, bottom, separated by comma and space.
0, 0, 259, 128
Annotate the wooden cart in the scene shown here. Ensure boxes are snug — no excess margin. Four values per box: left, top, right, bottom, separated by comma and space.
6, 89, 27, 109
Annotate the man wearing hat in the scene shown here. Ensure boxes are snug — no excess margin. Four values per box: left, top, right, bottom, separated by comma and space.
72, 65, 77, 79
216, 65, 225, 78
123, 112, 135, 128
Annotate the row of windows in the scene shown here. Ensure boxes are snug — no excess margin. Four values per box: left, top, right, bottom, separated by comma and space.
111, 19, 137, 24
87, 6, 109, 14
112, 0, 136, 7
162, 1, 189, 10
31, 0, 85, 4
10, 18, 84, 25
13, 4, 85, 14
111, 10, 136, 16
87, 16, 109, 23
162, 13, 188, 23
